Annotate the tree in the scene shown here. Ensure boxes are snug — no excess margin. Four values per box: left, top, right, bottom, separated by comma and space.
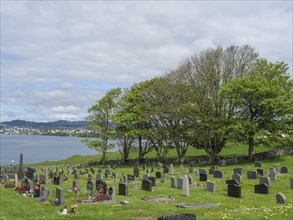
222, 59, 293, 160
176, 45, 259, 163
82, 88, 122, 163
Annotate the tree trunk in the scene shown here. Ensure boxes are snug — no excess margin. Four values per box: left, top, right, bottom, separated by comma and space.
208, 153, 216, 164
248, 136, 254, 161
138, 135, 143, 162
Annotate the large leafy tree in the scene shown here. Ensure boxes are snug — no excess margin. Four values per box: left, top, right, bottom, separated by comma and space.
82, 88, 122, 163
222, 59, 293, 160
178, 45, 259, 163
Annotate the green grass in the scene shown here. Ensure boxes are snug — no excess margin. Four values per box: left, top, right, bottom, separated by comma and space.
1, 152, 292, 220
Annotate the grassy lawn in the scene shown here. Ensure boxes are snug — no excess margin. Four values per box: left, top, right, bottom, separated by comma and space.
1, 150, 292, 220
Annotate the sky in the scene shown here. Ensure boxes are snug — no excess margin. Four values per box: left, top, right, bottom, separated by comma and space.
1, 1, 292, 122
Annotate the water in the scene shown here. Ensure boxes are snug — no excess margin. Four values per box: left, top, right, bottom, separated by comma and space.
0, 134, 99, 165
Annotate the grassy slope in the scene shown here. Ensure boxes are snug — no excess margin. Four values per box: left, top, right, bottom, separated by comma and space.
1, 144, 292, 220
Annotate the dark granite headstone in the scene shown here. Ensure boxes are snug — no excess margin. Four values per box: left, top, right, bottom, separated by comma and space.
119, 182, 128, 196
213, 170, 224, 178
228, 184, 241, 198
155, 172, 161, 179
56, 187, 64, 205
199, 173, 207, 181
257, 168, 264, 176
142, 179, 152, 191
280, 166, 288, 174
254, 183, 269, 194
226, 179, 239, 185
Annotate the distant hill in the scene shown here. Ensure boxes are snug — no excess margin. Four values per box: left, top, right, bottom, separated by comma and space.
1, 120, 88, 128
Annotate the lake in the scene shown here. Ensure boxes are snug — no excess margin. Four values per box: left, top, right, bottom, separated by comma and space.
0, 134, 99, 165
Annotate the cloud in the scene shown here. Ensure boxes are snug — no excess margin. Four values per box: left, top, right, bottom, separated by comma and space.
1, 1, 292, 122
51, 105, 80, 113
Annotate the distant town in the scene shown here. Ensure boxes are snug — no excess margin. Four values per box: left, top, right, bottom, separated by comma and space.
0, 120, 93, 137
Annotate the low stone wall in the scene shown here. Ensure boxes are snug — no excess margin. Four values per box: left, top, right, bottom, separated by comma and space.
86, 146, 293, 166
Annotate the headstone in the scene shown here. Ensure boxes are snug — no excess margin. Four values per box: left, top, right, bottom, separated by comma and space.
127, 174, 135, 181
221, 159, 226, 167
280, 166, 288, 174
108, 186, 116, 201
233, 168, 243, 176
149, 176, 156, 186
256, 168, 264, 176
119, 182, 128, 196
104, 171, 108, 179
157, 163, 163, 170
228, 184, 241, 198
158, 214, 196, 220
18, 153, 24, 180
270, 169, 277, 181
171, 177, 176, 188
188, 166, 194, 174
41, 186, 50, 199
14, 174, 18, 187
179, 164, 184, 172
254, 183, 269, 194
146, 169, 150, 175
199, 173, 207, 181
182, 175, 189, 196
254, 161, 262, 167
87, 180, 96, 196
214, 170, 224, 178
161, 176, 166, 183
142, 179, 152, 191
232, 173, 241, 184
133, 167, 140, 178
96, 173, 103, 181
151, 165, 154, 173
209, 166, 217, 175
206, 180, 216, 193
44, 168, 48, 183
247, 171, 257, 179
188, 176, 193, 185
96, 179, 107, 194
194, 170, 199, 176
143, 174, 149, 180
122, 174, 127, 183
53, 176, 60, 185
74, 173, 78, 180
56, 187, 64, 205
169, 164, 173, 175
28, 180, 33, 192
276, 192, 287, 204
155, 172, 161, 179
177, 177, 183, 189
260, 177, 270, 187
112, 171, 117, 179
290, 178, 293, 189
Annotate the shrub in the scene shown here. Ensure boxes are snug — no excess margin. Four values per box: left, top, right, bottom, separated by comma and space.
4, 180, 14, 188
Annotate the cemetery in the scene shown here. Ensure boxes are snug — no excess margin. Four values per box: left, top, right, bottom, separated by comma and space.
0, 149, 292, 220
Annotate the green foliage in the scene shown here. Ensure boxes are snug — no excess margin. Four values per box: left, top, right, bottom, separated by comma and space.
4, 180, 15, 188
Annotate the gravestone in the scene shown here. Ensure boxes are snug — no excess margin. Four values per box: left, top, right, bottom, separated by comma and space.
209, 166, 217, 175
104, 171, 108, 179
127, 174, 135, 181
142, 179, 152, 191
149, 177, 156, 186
151, 165, 154, 173
188, 166, 194, 174
280, 166, 288, 174
133, 167, 140, 178
44, 168, 48, 183
214, 170, 224, 178
228, 184, 241, 198
56, 187, 64, 205
143, 174, 149, 180
221, 159, 226, 167
247, 171, 257, 179
96, 179, 107, 194
206, 180, 216, 193
74, 173, 78, 180
254, 161, 262, 167
188, 176, 193, 185
96, 173, 103, 181
18, 153, 24, 180
158, 162, 163, 170
87, 180, 96, 196
254, 183, 269, 194
169, 164, 173, 175
156, 172, 161, 179
33, 183, 40, 197
28, 179, 33, 192
233, 168, 243, 176
119, 182, 128, 196
53, 176, 60, 185
232, 173, 241, 184
276, 192, 287, 204
260, 177, 270, 187
146, 169, 150, 175
199, 173, 207, 181
49, 170, 53, 179
182, 175, 189, 196
122, 174, 127, 183
194, 170, 199, 176
177, 177, 183, 189
158, 214, 196, 220
161, 176, 166, 183
179, 164, 184, 172
14, 174, 18, 187
163, 166, 169, 174
290, 178, 293, 189
40, 186, 50, 199
257, 168, 264, 176
270, 169, 277, 181
108, 186, 116, 201
171, 177, 176, 188
112, 171, 117, 179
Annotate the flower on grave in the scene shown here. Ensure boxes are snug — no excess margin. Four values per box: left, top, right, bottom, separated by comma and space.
33, 185, 40, 191
98, 188, 104, 194
40, 197, 47, 202
53, 199, 61, 206
15, 187, 26, 193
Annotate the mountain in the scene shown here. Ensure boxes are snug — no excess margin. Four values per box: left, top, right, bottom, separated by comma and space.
1, 120, 88, 129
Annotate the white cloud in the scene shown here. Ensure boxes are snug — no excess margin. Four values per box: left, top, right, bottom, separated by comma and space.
51, 105, 80, 113
1, 1, 292, 122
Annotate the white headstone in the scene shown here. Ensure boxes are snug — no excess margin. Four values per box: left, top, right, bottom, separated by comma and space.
182, 175, 189, 196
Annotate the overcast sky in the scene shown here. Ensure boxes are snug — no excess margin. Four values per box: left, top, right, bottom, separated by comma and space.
1, 1, 292, 122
